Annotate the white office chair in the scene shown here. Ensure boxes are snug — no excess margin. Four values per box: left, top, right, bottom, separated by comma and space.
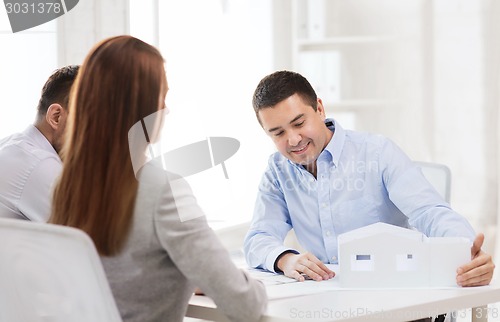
0, 218, 122, 322
415, 161, 452, 203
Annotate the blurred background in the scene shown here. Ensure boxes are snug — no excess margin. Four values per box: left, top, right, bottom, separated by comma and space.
1, 0, 499, 259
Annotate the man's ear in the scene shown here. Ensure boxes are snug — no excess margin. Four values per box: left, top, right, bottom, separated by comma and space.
316, 98, 326, 118
45, 103, 64, 130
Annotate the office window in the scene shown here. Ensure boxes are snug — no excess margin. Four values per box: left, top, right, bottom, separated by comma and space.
0, 9, 57, 138
129, 0, 276, 225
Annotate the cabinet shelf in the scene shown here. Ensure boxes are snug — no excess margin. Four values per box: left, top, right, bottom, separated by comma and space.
324, 99, 400, 111
291, 0, 422, 132
296, 35, 416, 51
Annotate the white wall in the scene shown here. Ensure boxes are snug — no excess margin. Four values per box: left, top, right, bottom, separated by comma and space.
0, 10, 57, 138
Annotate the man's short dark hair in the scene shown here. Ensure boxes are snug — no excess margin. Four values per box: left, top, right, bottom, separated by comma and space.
37, 65, 79, 116
252, 70, 318, 120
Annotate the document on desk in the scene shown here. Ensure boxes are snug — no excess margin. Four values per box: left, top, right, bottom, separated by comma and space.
252, 264, 476, 301
265, 278, 343, 300
247, 269, 298, 286
246, 265, 341, 300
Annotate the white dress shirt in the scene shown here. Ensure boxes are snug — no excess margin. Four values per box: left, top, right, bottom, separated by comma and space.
0, 125, 62, 221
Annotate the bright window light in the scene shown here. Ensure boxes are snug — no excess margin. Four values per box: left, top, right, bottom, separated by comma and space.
0, 11, 57, 138
129, 0, 276, 226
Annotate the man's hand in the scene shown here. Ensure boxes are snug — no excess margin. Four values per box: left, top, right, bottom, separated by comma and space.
457, 233, 495, 287
277, 252, 335, 282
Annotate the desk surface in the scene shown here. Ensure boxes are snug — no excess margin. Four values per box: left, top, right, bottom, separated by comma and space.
188, 272, 500, 322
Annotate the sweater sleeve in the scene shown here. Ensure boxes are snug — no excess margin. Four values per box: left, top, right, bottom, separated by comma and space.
153, 175, 267, 322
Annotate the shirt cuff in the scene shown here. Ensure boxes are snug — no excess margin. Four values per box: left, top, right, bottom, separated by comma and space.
265, 246, 299, 273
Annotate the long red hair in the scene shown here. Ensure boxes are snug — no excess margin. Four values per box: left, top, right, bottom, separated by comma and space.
50, 35, 166, 256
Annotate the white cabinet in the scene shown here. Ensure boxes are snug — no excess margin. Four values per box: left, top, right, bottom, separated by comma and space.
290, 0, 428, 136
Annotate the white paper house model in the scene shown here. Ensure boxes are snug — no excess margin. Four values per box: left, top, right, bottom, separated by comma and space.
337, 222, 471, 288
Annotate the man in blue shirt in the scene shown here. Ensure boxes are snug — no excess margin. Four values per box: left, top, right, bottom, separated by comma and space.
244, 70, 494, 286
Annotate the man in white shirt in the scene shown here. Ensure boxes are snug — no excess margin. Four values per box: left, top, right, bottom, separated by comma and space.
0, 65, 79, 221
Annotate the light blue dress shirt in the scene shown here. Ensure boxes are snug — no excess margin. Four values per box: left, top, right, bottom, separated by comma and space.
244, 119, 476, 272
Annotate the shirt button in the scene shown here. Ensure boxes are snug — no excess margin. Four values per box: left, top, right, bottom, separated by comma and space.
332, 256, 337, 261
325, 230, 331, 237
321, 203, 327, 208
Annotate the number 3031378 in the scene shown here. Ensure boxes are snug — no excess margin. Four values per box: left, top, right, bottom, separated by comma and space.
5, 2, 62, 14
451, 307, 499, 319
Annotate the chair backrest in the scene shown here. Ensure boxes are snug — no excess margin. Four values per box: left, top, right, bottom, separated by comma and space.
0, 218, 122, 322
414, 161, 452, 203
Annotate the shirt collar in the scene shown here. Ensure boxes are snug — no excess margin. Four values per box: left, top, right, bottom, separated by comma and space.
323, 118, 345, 167
23, 125, 58, 156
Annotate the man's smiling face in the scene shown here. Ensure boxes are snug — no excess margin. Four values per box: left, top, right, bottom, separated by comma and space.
258, 93, 332, 175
